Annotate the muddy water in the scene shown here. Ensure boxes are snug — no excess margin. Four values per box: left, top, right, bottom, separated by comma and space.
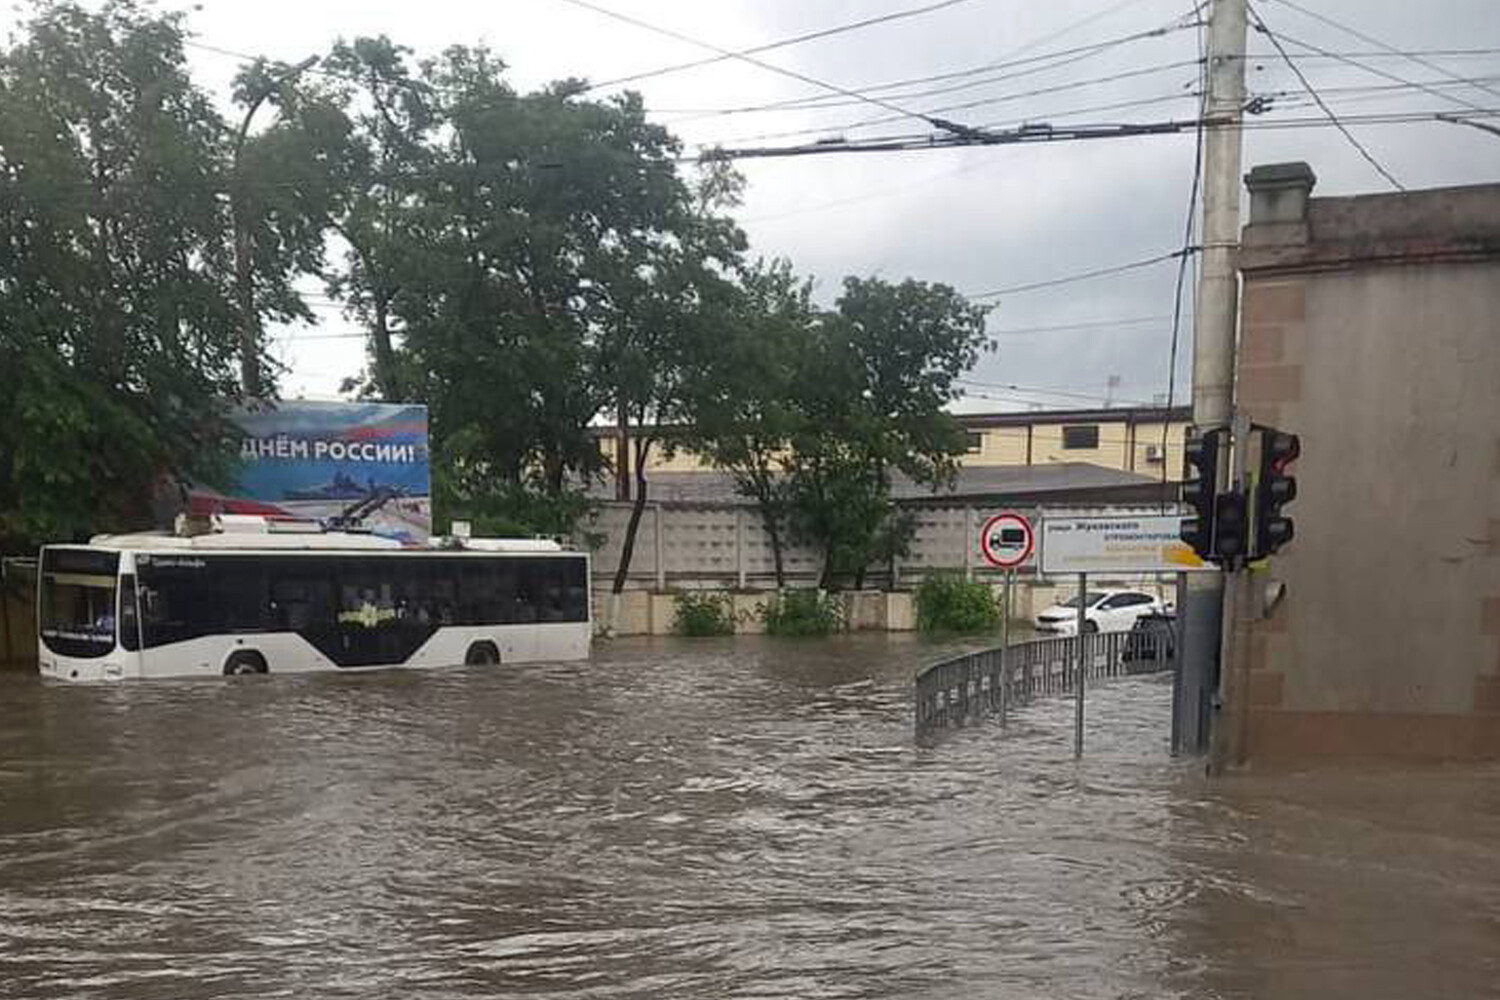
0, 635, 1496, 999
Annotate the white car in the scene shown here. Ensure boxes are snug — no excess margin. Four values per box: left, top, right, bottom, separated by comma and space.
1034, 589, 1164, 636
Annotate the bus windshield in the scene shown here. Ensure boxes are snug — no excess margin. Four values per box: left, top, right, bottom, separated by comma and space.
39, 549, 120, 657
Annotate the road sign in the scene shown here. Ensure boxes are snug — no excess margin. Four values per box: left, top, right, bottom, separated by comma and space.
979, 512, 1034, 569
1040, 514, 1214, 574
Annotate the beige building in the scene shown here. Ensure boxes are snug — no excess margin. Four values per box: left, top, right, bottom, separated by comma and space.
1224, 163, 1500, 763
594, 405, 1192, 484
955, 407, 1189, 473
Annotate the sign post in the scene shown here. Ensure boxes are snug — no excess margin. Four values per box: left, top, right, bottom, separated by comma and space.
1000, 569, 1013, 726
980, 512, 1033, 731
1039, 513, 1217, 759
1075, 571, 1087, 758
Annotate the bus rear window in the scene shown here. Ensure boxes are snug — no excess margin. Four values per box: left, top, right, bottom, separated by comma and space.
39, 549, 120, 658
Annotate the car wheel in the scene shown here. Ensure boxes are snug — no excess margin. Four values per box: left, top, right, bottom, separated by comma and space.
1082, 619, 1099, 634
224, 651, 268, 676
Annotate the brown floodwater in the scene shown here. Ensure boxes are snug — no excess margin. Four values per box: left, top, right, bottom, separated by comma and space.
1, 634, 1496, 999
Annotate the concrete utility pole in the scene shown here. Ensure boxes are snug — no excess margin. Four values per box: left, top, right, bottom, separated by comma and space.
1178, 0, 1247, 754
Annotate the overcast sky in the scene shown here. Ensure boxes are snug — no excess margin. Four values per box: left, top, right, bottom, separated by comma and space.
11, 0, 1500, 409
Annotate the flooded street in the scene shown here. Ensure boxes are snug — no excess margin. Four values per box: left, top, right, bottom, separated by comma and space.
1, 635, 1497, 999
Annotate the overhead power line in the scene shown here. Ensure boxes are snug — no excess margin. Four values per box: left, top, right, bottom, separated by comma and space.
1437, 113, 1500, 140
968, 249, 1195, 300
696, 57, 1201, 139
690, 100, 1500, 162
956, 376, 1157, 408
1261, 75, 1500, 111
991, 315, 1173, 336
1237, 46, 1500, 62
1269, 30, 1492, 116
659, 17, 1198, 121
694, 115, 1218, 161
581, 0, 978, 92
1268, 0, 1500, 103
692, 59, 1204, 149
553, 0, 983, 137
1246, 2, 1405, 191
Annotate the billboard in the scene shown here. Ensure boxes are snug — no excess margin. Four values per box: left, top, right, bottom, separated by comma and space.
187, 401, 431, 542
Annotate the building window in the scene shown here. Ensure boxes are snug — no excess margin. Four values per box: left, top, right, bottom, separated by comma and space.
964, 431, 984, 454
1062, 425, 1099, 450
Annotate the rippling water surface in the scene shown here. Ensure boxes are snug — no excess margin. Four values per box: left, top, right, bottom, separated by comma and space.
2, 634, 1497, 999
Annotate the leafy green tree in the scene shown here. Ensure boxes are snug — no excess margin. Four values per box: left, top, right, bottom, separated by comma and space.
590, 156, 747, 594
229, 55, 352, 396
382, 50, 605, 531
786, 277, 990, 589
319, 36, 437, 400
681, 258, 813, 587
0, 1, 243, 547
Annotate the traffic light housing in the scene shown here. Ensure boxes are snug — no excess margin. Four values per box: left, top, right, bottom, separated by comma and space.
1254, 428, 1300, 557
1214, 489, 1249, 563
1180, 426, 1221, 560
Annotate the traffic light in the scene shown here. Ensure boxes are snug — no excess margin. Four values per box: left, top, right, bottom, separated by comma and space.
1255, 428, 1300, 557
1180, 426, 1221, 559
1214, 489, 1249, 563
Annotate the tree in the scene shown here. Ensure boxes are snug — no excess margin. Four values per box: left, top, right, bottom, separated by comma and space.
0, 1, 244, 548
379, 51, 731, 541
785, 277, 990, 589
680, 258, 814, 587
229, 54, 354, 397
320, 36, 437, 401
589, 152, 747, 594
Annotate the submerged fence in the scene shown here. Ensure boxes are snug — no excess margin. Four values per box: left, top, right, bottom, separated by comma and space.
913, 624, 1175, 744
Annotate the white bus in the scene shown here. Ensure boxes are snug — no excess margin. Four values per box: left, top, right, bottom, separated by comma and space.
37, 517, 591, 682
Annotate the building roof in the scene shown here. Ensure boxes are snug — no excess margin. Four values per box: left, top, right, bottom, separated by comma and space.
588, 404, 1192, 438
952, 405, 1191, 428
588, 462, 1174, 508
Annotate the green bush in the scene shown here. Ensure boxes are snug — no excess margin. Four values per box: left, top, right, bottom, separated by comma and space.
915, 574, 1001, 633
762, 589, 844, 636
671, 592, 736, 636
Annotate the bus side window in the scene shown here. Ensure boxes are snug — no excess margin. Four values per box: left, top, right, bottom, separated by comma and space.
430, 567, 456, 625
563, 558, 589, 622
513, 560, 540, 623
221, 561, 266, 632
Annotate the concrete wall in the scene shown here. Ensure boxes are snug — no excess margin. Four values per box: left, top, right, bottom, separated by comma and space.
592, 587, 921, 637
1, 588, 36, 673
1232, 167, 1500, 761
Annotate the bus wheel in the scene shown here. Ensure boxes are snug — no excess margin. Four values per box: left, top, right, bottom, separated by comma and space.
224, 651, 268, 676
464, 642, 500, 666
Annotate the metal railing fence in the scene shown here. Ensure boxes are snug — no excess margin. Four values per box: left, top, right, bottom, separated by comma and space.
914, 624, 1174, 743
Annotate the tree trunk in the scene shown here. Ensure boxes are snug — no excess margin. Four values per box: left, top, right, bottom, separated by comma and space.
818, 540, 836, 591
611, 437, 652, 594
543, 453, 566, 495
371, 294, 399, 399
235, 221, 260, 396
615, 402, 631, 502
765, 513, 787, 589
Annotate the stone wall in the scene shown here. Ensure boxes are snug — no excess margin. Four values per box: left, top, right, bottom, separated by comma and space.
1232, 165, 1500, 761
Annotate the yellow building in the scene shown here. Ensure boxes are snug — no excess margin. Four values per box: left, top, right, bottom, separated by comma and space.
956, 406, 1190, 475
595, 405, 1191, 481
